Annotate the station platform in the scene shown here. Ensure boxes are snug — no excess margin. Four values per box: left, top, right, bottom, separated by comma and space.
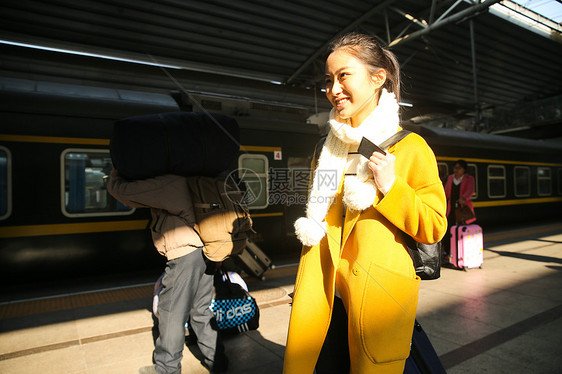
1, 221, 561, 374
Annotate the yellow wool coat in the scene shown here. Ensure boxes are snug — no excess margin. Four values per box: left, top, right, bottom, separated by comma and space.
283, 132, 447, 374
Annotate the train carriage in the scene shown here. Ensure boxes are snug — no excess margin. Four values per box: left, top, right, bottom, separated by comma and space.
406, 124, 562, 226
1, 77, 561, 285
0, 78, 320, 284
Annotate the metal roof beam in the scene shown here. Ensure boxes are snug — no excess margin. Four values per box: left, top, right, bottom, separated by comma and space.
285, 0, 400, 84
434, 0, 464, 24
389, 7, 428, 29
388, 6, 430, 43
429, 0, 438, 23
384, 9, 391, 44
389, 0, 502, 47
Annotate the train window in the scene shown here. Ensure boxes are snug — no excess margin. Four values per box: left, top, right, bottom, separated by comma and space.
467, 163, 478, 199
514, 167, 531, 197
61, 149, 133, 217
437, 162, 448, 185
0, 147, 11, 220
238, 154, 269, 209
537, 167, 552, 196
487, 165, 506, 198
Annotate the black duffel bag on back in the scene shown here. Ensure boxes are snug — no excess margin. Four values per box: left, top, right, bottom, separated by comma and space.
110, 111, 240, 180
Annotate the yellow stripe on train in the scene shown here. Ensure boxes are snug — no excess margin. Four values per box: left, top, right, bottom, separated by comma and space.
0, 220, 149, 238
0, 134, 279, 153
0, 213, 285, 238
0, 134, 110, 145
436, 156, 562, 167
473, 197, 562, 208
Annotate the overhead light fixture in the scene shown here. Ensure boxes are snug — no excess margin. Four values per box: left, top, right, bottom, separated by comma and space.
0, 39, 183, 69
399, 102, 413, 107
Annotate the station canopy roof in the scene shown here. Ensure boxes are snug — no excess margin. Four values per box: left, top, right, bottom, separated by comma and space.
1, 0, 561, 124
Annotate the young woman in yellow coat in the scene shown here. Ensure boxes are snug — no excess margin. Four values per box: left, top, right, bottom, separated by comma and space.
283, 33, 447, 374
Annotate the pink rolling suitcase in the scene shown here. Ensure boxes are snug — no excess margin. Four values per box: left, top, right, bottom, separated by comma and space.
450, 224, 483, 270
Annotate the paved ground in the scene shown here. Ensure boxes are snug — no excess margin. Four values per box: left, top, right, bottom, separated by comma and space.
0, 222, 561, 373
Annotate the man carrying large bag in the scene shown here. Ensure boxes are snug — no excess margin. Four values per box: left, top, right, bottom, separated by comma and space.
107, 170, 228, 374
107, 111, 245, 374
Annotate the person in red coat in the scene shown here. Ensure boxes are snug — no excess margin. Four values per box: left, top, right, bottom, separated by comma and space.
443, 159, 476, 258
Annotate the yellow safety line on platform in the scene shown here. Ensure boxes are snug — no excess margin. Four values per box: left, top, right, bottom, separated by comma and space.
0, 285, 153, 319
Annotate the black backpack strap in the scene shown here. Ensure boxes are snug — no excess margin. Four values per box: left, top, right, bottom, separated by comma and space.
314, 129, 410, 160
312, 135, 327, 163
379, 129, 412, 150
313, 135, 328, 157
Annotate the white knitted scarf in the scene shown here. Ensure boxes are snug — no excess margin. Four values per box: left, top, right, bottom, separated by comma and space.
294, 89, 400, 247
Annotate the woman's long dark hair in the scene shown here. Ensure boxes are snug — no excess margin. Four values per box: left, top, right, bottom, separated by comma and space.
327, 33, 401, 102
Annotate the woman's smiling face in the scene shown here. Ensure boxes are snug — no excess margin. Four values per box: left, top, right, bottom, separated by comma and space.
325, 49, 382, 127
